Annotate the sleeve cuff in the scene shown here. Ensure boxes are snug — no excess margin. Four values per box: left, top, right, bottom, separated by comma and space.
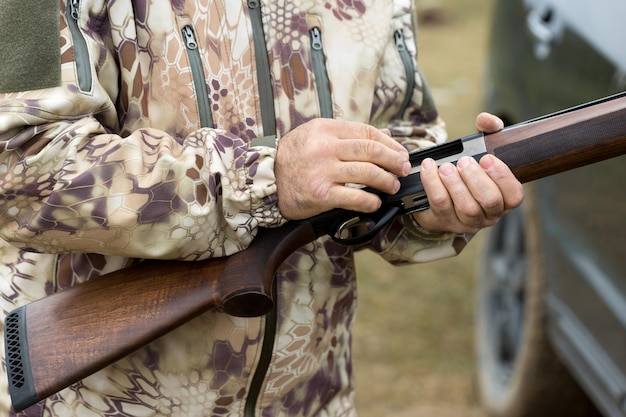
246, 144, 287, 228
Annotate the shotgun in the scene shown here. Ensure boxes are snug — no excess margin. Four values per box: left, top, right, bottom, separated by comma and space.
5, 91, 626, 411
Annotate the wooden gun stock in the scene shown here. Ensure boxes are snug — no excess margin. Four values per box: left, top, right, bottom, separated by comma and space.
5, 92, 626, 411
5, 221, 319, 411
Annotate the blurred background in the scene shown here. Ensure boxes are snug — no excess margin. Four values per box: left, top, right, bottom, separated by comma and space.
353, 0, 626, 416
353, 0, 494, 416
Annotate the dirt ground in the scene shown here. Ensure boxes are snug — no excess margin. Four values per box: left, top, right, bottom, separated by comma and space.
352, 0, 495, 416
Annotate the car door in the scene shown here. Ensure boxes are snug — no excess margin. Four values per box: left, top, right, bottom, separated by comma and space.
521, 3, 626, 414
480, 0, 626, 416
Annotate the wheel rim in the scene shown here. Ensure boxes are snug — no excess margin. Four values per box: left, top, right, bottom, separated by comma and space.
483, 208, 528, 384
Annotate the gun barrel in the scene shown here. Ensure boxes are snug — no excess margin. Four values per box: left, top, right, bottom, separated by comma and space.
486, 92, 626, 183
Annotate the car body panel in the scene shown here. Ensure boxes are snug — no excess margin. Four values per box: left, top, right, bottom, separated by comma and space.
524, 0, 626, 73
485, 0, 624, 123
483, 0, 626, 415
537, 162, 626, 417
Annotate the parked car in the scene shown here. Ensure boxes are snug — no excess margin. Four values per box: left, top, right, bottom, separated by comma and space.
474, 1, 626, 417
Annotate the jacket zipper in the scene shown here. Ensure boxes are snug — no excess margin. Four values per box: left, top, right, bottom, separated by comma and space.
181, 25, 214, 128
243, 279, 278, 417
309, 27, 334, 119
66, 0, 92, 92
243, 26, 332, 414
247, 0, 276, 137
243, 8, 278, 414
394, 28, 416, 119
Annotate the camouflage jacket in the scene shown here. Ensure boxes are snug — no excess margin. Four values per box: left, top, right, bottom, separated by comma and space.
0, 1, 466, 416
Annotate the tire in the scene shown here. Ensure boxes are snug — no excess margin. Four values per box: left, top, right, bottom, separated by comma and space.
474, 185, 600, 417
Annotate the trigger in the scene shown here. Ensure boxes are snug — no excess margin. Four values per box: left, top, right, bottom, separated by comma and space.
331, 206, 401, 246
335, 216, 370, 241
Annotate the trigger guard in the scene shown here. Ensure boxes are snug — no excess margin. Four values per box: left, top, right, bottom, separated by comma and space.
331, 206, 402, 246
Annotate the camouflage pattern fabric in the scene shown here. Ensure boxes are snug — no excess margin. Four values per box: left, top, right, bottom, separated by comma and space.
0, 1, 465, 416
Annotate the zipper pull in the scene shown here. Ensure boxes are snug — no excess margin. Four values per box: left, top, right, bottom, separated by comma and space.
310, 27, 323, 51
182, 25, 198, 49
70, 0, 80, 20
394, 29, 406, 51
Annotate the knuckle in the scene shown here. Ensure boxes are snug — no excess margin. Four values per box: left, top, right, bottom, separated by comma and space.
428, 192, 451, 212
368, 139, 384, 155
343, 162, 378, 184
308, 117, 332, 131
508, 185, 525, 208
357, 193, 380, 212
350, 192, 373, 210
462, 203, 484, 220
359, 123, 378, 141
354, 140, 377, 159
310, 180, 331, 203
342, 163, 361, 179
480, 191, 504, 212
454, 196, 483, 219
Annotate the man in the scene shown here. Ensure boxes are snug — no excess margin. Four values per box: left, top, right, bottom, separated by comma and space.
0, 1, 522, 416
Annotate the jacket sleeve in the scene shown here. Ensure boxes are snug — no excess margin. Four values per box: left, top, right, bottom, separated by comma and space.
0, 9, 284, 261
365, 3, 475, 264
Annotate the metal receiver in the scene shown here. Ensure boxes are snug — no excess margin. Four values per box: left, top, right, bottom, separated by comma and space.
326, 133, 488, 245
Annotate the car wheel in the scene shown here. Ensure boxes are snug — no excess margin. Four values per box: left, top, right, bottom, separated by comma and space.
475, 185, 599, 417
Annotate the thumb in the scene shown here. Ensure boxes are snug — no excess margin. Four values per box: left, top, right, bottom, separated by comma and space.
475, 112, 504, 133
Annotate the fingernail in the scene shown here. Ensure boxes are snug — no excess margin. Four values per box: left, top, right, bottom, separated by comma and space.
402, 161, 411, 176
457, 156, 473, 169
439, 162, 455, 176
481, 154, 495, 170
421, 158, 436, 170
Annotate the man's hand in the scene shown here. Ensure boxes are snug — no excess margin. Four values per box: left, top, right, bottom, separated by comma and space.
275, 118, 411, 220
412, 113, 524, 234
275, 114, 523, 234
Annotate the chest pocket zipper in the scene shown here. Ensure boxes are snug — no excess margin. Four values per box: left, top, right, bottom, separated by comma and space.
248, 0, 277, 137
66, 0, 92, 92
394, 28, 416, 119
181, 25, 214, 129
309, 27, 334, 119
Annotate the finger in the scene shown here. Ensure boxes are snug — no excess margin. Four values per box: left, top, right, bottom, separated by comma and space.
475, 112, 504, 133
413, 158, 469, 233
335, 160, 401, 195
479, 154, 524, 210
456, 156, 506, 219
436, 160, 486, 228
419, 158, 455, 218
325, 119, 408, 154
325, 184, 382, 213
350, 122, 408, 153
334, 139, 411, 178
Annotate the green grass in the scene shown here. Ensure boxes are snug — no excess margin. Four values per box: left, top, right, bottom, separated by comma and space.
352, 1, 494, 415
